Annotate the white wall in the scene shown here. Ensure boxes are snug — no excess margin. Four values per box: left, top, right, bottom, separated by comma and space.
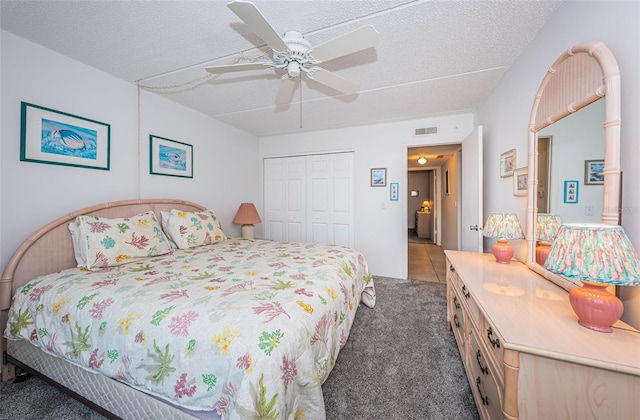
476, 1, 640, 327
259, 114, 474, 279
440, 153, 460, 251
0, 31, 259, 270
540, 99, 604, 223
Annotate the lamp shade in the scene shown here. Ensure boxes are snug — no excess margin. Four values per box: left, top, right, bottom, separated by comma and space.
544, 223, 640, 286
544, 223, 640, 333
483, 212, 524, 264
536, 214, 562, 242
535, 213, 562, 265
483, 212, 525, 240
233, 203, 261, 225
233, 203, 261, 240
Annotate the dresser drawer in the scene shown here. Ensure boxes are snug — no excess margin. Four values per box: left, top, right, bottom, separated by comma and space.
450, 286, 466, 354
470, 329, 503, 420
449, 264, 481, 329
481, 317, 505, 381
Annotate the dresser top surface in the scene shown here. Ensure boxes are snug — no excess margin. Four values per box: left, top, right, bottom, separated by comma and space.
445, 250, 640, 375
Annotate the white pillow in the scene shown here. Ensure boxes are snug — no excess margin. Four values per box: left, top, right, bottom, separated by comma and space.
68, 221, 87, 267
164, 209, 226, 249
73, 211, 172, 270
161, 211, 178, 248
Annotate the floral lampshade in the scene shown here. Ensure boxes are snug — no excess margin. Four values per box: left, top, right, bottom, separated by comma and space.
544, 223, 640, 332
535, 213, 562, 265
536, 214, 562, 242
483, 212, 525, 264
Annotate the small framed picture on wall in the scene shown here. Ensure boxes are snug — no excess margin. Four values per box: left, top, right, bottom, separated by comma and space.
564, 180, 579, 203
445, 170, 450, 195
390, 182, 399, 201
584, 159, 604, 185
500, 149, 516, 177
370, 168, 387, 187
513, 167, 528, 196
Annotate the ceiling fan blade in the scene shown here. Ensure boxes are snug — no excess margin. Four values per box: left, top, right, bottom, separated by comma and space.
228, 0, 289, 53
311, 25, 379, 63
308, 67, 359, 95
205, 62, 272, 74
275, 78, 296, 105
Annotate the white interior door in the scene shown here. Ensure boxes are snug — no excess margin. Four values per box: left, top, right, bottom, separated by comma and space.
264, 152, 354, 246
307, 152, 354, 247
460, 125, 483, 252
264, 157, 306, 242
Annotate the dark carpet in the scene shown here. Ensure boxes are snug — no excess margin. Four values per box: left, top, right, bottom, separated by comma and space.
323, 277, 479, 420
0, 277, 479, 420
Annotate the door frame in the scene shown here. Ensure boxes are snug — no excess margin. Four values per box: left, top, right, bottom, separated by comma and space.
403, 141, 463, 279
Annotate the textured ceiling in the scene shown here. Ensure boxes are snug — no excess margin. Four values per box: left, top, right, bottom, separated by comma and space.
1, 0, 563, 139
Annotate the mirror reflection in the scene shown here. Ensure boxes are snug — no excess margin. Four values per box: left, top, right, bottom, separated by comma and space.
526, 40, 621, 292
536, 99, 604, 225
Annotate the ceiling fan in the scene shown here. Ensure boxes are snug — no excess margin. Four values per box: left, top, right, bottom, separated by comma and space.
205, 0, 379, 105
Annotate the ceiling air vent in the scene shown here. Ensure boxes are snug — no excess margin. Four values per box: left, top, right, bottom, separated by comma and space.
414, 126, 438, 136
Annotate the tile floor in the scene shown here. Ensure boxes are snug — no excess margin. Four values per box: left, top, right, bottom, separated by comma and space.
408, 231, 447, 283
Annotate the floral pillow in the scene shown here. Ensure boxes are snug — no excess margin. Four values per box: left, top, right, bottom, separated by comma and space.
164, 209, 227, 249
73, 211, 172, 270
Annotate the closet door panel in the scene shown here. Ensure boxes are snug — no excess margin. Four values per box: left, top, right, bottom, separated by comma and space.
264, 152, 353, 246
264, 157, 306, 242
306, 153, 354, 247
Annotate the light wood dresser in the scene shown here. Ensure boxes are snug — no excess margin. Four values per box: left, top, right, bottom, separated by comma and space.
445, 250, 640, 420
416, 211, 432, 239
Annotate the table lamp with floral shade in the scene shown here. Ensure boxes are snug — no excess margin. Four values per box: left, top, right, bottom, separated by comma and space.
483, 212, 525, 264
544, 223, 640, 333
535, 213, 563, 266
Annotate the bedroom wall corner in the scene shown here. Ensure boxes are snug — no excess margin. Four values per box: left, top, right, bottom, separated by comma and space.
137, 89, 260, 237
0, 30, 260, 271
258, 114, 474, 279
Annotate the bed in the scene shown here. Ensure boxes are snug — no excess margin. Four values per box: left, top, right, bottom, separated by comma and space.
1, 199, 375, 419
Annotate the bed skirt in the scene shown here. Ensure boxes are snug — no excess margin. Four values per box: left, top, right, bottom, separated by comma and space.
7, 339, 220, 419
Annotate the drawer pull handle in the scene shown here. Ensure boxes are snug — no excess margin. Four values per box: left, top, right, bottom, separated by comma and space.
453, 296, 461, 309
449, 264, 455, 272
462, 285, 470, 299
487, 327, 501, 349
454, 314, 461, 328
476, 350, 489, 375
476, 377, 490, 406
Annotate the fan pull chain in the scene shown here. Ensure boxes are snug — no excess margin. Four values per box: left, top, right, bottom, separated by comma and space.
299, 77, 303, 129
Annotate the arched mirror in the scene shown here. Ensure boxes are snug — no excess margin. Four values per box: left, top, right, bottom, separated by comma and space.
526, 40, 621, 290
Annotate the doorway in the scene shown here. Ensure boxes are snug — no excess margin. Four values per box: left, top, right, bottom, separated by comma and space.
407, 144, 460, 282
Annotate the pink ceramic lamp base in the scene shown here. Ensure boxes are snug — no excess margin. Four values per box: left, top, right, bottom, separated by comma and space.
535, 241, 552, 266
569, 281, 623, 333
492, 239, 514, 264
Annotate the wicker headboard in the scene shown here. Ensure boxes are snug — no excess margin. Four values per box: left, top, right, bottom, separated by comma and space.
1, 199, 206, 377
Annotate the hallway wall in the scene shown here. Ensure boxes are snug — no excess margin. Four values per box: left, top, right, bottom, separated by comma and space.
407, 170, 431, 229
440, 152, 459, 251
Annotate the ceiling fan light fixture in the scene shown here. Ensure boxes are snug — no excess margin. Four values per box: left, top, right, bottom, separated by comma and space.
205, 1, 379, 105
287, 61, 301, 77
418, 156, 427, 165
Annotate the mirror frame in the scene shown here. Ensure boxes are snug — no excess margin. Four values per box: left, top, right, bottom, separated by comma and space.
526, 40, 621, 291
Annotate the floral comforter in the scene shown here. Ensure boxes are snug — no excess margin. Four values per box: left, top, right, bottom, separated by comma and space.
5, 239, 375, 419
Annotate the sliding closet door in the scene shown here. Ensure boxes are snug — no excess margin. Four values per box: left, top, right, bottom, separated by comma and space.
263, 152, 354, 247
307, 153, 354, 247
264, 156, 306, 242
